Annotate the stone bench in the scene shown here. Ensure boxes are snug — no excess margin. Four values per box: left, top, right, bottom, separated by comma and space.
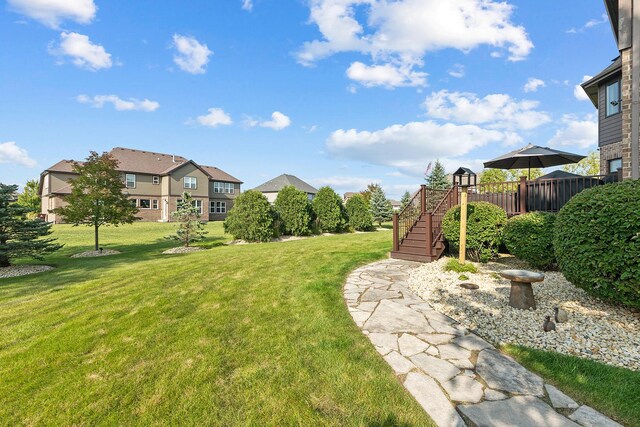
500, 269, 545, 310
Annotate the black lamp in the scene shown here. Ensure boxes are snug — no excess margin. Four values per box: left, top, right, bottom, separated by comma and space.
452, 167, 477, 188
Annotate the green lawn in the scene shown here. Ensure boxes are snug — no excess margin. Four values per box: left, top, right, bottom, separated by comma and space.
503, 345, 640, 427
0, 223, 433, 426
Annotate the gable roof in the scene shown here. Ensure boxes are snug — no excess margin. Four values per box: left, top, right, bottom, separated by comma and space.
581, 56, 622, 107
252, 174, 318, 194
41, 147, 242, 183
201, 165, 243, 183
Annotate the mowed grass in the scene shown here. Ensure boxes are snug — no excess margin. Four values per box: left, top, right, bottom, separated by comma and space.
0, 223, 433, 426
503, 345, 640, 427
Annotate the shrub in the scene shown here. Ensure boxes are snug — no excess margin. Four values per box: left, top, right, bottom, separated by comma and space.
442, 202, 507, 262
444, 258, 478, 273
554, 180, 640, 308
274, 186, 314, 236
312, 186, 347, 233
345, 194, 374, 231
503, 212, 557, 270
224, 190, 275, 242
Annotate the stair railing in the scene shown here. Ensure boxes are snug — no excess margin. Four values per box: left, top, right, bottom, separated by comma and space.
393, 185, 424, 251
427, 186, 457, 251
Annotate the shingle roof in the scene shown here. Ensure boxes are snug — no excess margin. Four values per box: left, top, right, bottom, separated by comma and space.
201, 165, 243, 184
42, 147, 241, 183
252, 174, 318, 194
581, 56, 621, 107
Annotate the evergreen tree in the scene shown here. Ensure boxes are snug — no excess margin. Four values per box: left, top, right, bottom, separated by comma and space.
53, 151, 139, 251
425, 160, 451, 189
312, 186, 347, 233
360, 183, 381, 204
369, 186, 393, 226
167, 192, 208, 247
16, 179, 40, 218
224, 190, 275, 242
345, 194, 374, 231
0, 183, 62, 267
274, 185, 314, 236
400, 191, 411, 211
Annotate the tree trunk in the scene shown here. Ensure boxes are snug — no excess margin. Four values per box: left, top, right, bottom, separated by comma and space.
94, 224, 99, 251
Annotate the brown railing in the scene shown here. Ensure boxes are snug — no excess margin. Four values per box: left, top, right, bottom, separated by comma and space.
394, 186, 423, 251
525, 175, 607, 212
471, 178, 521, 216
427, 186, 457, 249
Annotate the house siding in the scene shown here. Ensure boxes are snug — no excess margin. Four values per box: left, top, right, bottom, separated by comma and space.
598, 76, 623, 147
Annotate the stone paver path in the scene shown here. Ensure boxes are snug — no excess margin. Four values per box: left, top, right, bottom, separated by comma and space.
345, 259, 623, 427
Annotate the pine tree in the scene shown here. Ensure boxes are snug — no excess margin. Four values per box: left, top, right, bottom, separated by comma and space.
52, 151, 139, 251
16, 179, 40, 218
425, 160, 451, 189
400, 191, 411, 211
369, 186, 393, 226
167, 192, 208, 247
0, 183, 62, 267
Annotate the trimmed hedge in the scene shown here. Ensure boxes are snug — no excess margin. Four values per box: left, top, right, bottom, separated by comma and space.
274, 186, 315, 236
554, 180, 640, 308
223, 190, 275, 242
345, 194, 374, 232
312, 186, 348, 233
503, 212, 557, 270
442, 201, 507, 262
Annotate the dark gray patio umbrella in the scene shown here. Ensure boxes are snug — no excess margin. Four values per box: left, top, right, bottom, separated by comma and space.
483, 144, 586, 178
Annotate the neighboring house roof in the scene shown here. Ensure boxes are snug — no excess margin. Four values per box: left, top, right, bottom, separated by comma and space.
343, 191, 356, 200
41, 147, 241, 183
581, 56, 622, 107
389, 199, 401, 207
201, 165, 243, 184
253, 174, 318, 194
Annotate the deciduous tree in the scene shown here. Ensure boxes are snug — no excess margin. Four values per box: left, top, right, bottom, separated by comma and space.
52, 151, 139, 251
16, 179, 40, 218
562, 151, 600, 176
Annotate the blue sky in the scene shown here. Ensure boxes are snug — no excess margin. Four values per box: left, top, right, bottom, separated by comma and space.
0, 0, 618, 198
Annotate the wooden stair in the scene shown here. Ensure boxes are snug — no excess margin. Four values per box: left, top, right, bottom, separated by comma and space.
390, 213, 446, 262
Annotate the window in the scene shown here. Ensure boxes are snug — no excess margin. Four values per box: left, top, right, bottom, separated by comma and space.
210, 201, 226, 213
606, 80, 621, 116
139, 199, 151, 209
184, 176, 197, 189
152, 176, 160, 185
125, 174, 136, 188
608, 158, 622, 174
214, 182, 234, 193
152, 199, 158, 209
177, 198, 202, 214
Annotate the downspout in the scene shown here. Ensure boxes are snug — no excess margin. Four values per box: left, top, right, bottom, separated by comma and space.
632, 0, 640, 179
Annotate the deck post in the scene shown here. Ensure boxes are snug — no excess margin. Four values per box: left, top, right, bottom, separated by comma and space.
392, 213, 399, 252
425, 213, 432, 256
420, 184, 427, 213
519, 176, 527, 214
453, 185, 459, 206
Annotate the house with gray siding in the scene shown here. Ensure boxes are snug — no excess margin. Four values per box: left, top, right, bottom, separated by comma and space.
252, 174, 318, 203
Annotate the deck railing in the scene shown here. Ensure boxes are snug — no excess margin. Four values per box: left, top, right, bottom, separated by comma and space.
427, 186, 457, 249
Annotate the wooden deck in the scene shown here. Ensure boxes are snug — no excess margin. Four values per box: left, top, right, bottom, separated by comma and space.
391, 174, 613, 263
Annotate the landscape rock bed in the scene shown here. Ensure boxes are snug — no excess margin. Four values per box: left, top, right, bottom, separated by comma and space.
407, 256, 640, 371
0, 265, 54, 278
162, 247, 206, 254
71, 249, 121, 258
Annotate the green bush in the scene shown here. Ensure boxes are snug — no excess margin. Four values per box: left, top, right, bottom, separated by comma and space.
312, 186, 348, 233
274, 186, 314, 236
554, 180, 640, 308
224, 190, 275, 242
503, 212, 557, 270
442, 201, 507, 262
345, 194, 374, 232
444, 258, 478, 273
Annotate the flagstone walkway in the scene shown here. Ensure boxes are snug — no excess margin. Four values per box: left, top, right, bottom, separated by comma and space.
345, 259, 623, 427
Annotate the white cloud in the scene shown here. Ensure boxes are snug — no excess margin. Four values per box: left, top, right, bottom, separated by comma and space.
298, 0, 533, 88
448, 64, 465, 78
326, 120, 508, 175
49, 32, 112, 71
346, 61, 427, 88
247, 111, 292, 130
566, 13, 608, 34
548, 115, 597, 149
523, 77, 545, 93
574, 75, 593, 101
77, 95, 159, 112
8, 0, 96, 28
241, 0, 253, 11
172, 34, 213, 74
423, 90, 551, 131
194, 108, 233, 128
0, 141, 37, 168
